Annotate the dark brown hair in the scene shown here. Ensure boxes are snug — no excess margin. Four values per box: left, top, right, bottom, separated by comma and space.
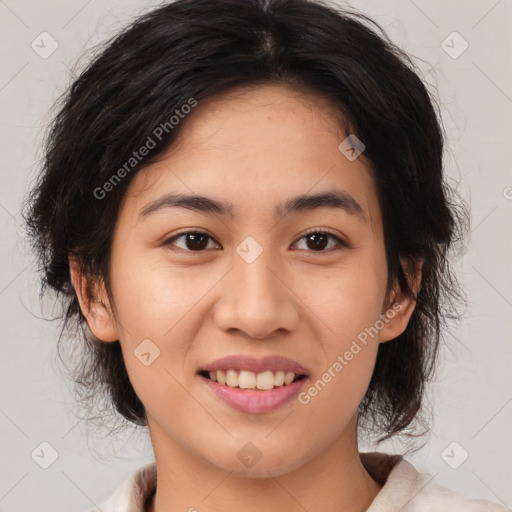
24, 0, 467, 442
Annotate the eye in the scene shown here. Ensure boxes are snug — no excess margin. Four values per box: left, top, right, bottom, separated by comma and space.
292, 229, 350, 252
163, 230, 220, 252
163, 228, 349, 253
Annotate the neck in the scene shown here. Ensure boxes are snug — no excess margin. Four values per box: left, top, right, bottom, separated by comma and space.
146, 416, 382, 512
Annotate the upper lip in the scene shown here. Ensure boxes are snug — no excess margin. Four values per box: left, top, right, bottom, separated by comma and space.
200, 355, 310, 375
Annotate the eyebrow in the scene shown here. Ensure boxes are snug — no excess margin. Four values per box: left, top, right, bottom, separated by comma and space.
139, 189, 366, 222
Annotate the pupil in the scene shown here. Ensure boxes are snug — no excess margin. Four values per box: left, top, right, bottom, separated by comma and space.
186, 233, 208, 251
307, 233, 328, 251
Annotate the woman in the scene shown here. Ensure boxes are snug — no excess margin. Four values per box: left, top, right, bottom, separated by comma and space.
24, 0, 507, 510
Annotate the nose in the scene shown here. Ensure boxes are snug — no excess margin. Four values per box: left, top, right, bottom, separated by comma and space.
212, 249, 300, 340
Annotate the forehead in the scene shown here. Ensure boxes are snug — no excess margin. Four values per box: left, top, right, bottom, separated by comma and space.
167, 83, 349, 158
122, 84, 379, 229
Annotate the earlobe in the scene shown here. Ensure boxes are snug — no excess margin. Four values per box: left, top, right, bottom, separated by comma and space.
379, 257, 423, 343
69, 257, 118, 342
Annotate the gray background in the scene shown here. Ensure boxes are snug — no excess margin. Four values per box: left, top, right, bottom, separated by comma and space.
1, 0, 511, 510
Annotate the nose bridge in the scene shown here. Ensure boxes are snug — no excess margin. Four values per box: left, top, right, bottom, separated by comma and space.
213, 238, 299, 338
244, 260, 277, 298
234, 239, 283, 310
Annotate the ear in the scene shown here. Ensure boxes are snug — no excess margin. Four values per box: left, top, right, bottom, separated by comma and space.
69, 256, 118, 342
379, 257, 423, 343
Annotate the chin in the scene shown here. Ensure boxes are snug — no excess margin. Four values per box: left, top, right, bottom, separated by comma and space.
205, 446, 305, 479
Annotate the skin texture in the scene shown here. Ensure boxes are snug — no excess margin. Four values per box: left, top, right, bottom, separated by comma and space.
70, 84, 421, 512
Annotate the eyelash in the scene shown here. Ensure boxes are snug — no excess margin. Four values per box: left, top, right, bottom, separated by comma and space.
162, 228, 350, 253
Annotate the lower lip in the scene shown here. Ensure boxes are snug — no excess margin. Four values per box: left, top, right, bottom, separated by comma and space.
200, 375, 308, 413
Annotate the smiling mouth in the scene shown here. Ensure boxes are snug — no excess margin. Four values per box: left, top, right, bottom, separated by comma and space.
198, 369, 307, 391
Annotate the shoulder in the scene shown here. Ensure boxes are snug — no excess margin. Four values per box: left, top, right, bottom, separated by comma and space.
86, 461, 157, 512
406, 468, 508, 511
361, 452, 508, 512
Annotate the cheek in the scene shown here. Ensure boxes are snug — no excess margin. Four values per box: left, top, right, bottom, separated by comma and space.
110, 250, 202, 339
299, 276, 382, 427
110, 259, 202, 420
298, 253, 385, 406
306, 262, 386, 346
108, 250, 218, 399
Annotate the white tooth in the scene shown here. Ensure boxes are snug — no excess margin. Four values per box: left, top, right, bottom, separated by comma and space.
256, 371, 275, 390
208, 371, 217, 382
284, 372, 295, 385
216, 370, 226, 385
274, 370, 285, 387
238, 370, 257, 389
226, 369, 239, 387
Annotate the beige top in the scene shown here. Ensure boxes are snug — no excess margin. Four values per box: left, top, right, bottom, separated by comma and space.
88, 452, 508, 511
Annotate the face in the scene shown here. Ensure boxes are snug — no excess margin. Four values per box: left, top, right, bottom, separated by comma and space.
72, 84, 416, 478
